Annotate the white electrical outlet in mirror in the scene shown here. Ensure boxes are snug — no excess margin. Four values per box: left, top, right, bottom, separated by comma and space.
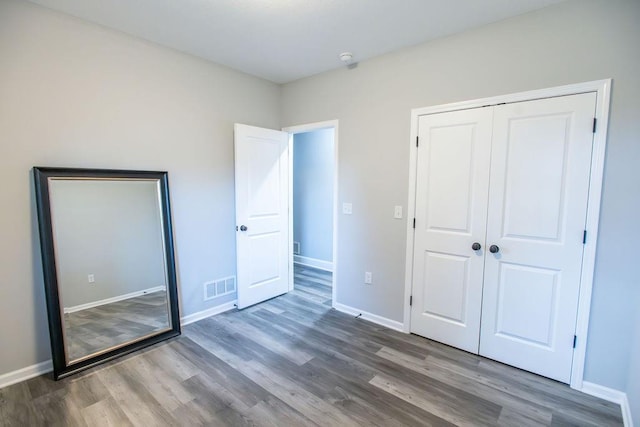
343, 202, 353, 215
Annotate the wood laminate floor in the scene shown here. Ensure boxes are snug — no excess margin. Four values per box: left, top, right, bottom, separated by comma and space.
64, 290, 170, 361
0, 265, 622, 426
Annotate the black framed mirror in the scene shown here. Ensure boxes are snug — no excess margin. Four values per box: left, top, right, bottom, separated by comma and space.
33, 167, 181, 379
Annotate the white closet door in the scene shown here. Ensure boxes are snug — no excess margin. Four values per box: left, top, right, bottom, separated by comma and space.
411, 108, 493, 353
479, 93, 596, 383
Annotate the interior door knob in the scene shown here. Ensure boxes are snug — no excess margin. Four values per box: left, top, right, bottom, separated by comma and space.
471, 242, 482, 251
239, 225, 248, 231
489, 244, 500, 254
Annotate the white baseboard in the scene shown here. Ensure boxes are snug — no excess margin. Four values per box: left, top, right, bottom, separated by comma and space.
294, 255, 333, 272
581, 381, 633, 427
180, 300, 237, 326
0, 360, 52, 389
333, 302, 404, 332
64, 285, 166, 314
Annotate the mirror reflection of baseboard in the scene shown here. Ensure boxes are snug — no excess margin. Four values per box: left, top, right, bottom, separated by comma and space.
63, 285, 165, 314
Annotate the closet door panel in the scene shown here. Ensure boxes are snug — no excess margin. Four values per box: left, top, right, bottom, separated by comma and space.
479, 93, 597, 383
411, 108, 492, 353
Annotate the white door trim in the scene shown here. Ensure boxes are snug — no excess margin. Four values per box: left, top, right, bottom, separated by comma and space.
282, 120, 339, 307
403, 79, 612, 390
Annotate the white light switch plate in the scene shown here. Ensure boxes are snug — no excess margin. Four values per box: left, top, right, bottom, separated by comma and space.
394, 205, 403, 219
343, 202, 353, 215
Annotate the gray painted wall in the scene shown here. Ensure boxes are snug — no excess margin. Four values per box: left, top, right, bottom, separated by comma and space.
49, 180, 166, 308
281, 0, 640, 393
293, 129, 334, 262
0, 0, 279, 376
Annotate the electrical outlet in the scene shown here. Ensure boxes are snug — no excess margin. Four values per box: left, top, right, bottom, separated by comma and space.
364, 272, 372, 284
343, 202, 353, 215
88, 274, 95, 283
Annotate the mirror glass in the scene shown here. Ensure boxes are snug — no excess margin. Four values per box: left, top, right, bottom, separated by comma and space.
34, 168, 180, 379
48, 178, 171, 363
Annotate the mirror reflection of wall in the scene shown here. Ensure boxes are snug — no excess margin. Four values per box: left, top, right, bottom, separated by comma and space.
48, 179, 170, 362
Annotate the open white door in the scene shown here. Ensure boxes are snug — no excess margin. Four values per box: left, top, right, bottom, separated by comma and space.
235, 123, 289, 309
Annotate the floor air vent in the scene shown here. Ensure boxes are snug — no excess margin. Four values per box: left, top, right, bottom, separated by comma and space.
204, 275, 236, 301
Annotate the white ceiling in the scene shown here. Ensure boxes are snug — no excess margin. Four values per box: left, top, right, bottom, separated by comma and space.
27, 0, 565, 84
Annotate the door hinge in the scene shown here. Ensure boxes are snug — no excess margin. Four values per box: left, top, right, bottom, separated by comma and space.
416, 136, 419, 147
573, 335, 577, 348
409, 295, 413, 306
592, 118, 597, 133
413, 218, 416, 229
583, 230, 587, 244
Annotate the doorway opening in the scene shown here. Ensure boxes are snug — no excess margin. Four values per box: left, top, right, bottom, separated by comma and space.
285, 121, 338, 307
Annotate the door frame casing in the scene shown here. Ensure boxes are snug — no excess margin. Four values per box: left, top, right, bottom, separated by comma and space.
403, 79, 611, 390
282, 120, 339, 306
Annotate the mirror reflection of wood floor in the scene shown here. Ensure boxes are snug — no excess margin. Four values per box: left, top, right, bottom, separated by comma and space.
0, 265, 622, 426
64, 291, 170, 361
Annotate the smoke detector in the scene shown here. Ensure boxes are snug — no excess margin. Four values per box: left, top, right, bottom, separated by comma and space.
339, 52, 353, 63
339, 52, 358, 69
